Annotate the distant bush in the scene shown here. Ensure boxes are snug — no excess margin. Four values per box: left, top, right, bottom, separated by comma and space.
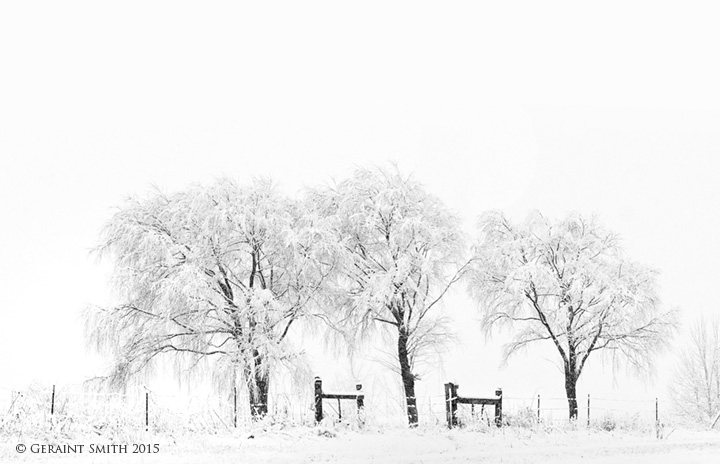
598, 416, 616, 431
503, 406, 538, 429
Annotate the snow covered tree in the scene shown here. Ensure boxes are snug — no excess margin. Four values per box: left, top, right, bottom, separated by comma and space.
310, 166, 467, 426
85, 178, 333, 418
467, 211, 677, 420
669, 315, 720, 427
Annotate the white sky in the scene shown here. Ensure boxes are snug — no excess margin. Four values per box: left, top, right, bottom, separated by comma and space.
1, 1, 719, 411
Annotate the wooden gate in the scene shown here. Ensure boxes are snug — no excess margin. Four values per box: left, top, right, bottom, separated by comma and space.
314, 377, 364, 424
444, 382, 502, 428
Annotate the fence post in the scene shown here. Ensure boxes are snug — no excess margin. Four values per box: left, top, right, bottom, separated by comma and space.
587, 394, 590, 427
356, 383, 364, 411
356, 383, 365, 427
450, 383, 459, 428
50, 385, 56, 416
444, 383, 450, 428
655, 397, 659, 439
494, 388, 503, 428
444, 383, 459, 428
314, 377, 323, 424
145, 392, 149, 432
537, 394, 541, 423
233, 384, 238, 428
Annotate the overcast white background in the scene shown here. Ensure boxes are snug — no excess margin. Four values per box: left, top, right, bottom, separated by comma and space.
1, 1, 719, 409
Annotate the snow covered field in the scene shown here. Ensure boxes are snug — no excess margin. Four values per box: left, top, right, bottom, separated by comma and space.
4, 427, 719, 463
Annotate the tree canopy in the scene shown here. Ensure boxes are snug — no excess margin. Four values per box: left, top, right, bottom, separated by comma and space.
85, 178, 333, 416
467, 211, 677, 419
310, 166, 468, 425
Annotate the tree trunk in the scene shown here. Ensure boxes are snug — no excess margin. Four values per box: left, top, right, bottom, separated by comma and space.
564, 369, 578, 420
248, 350, 269, 418
397, 328, 419, 427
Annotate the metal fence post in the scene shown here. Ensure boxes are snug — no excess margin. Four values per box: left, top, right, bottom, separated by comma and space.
233, 384, 238, 428
587, 394, 590, 427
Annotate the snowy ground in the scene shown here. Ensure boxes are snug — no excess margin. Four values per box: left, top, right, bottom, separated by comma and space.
3, 426, 719, 463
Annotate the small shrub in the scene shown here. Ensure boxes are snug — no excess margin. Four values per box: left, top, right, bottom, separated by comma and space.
598, 416, 616, 431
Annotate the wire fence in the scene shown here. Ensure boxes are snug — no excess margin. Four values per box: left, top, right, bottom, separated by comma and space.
0, 384, 266, 438
0, 384, 673, 438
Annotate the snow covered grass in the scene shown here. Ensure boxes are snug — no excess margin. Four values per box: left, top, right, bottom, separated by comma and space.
2, 423, 719, 464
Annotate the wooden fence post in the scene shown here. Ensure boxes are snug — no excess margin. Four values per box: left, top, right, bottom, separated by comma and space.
537, 394, 541, 423
444, 383, 458, 428
494, 388, 503, 428
356, 383, 365, 427
145, 392, 149, 431
451, 383, 458, 427
444, 383, 451, 428
314, 377, 323, 424
356, 383, 363, 411
655, 397, 660, 439
50, 385, 56, 416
